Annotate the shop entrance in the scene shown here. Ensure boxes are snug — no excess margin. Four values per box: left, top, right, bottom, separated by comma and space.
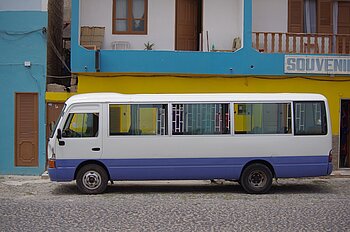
340, 100, 350, 168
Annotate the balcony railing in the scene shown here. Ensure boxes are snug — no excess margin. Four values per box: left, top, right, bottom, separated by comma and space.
253, 32, 350, 55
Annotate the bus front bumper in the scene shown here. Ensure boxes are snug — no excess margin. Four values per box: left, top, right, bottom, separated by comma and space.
48, 159, 76, 182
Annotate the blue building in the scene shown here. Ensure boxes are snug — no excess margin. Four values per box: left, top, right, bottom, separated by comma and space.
0, 0, 47, 175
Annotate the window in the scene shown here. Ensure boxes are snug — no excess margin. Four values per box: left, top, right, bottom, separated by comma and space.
234, 103, 291, 134
62, 113, 99, 138
288, 0, 333, 33
172, 103, 230, 135
294, 101, 327, 135
113, 0, 147, 34
109, 104, 167, 135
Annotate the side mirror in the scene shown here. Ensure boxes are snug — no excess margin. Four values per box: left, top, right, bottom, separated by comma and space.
57, 128, 62, 140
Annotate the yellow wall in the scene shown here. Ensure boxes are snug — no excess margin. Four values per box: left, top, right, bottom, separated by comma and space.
46, 92, 75, 102
46, 74, 350, 135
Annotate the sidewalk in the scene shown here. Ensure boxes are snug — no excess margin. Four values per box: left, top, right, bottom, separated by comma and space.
331, 169, 350, 177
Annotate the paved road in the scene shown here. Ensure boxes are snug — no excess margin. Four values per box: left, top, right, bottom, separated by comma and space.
0, 176, 349, 232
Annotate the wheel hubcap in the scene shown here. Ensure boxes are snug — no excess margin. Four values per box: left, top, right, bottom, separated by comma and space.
82, 171, 101, 190
248, 171, 267, 188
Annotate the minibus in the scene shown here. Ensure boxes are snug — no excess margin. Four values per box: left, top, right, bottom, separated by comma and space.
48, 93, 333, 194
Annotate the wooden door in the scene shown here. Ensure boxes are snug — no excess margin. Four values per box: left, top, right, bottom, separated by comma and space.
175, 0, 201, 51
46, 102, 64, 159
337, 2, 350, 54
15, 93, 38, 166
46, 102, 64, 140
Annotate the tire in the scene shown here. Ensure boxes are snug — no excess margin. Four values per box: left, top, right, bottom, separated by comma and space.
76, 164, 108, 194
240, 163, 273, 194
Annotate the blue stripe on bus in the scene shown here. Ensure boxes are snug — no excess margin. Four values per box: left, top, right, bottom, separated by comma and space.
48, 156, 331, 182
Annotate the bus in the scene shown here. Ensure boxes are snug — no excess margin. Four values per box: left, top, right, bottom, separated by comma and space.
48, 93, 333, 194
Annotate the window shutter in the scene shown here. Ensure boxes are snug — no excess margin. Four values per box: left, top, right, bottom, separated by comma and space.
288, 0, 304, 33
317, 0, 333, 33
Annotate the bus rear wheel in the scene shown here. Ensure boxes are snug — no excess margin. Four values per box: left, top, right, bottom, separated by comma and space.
240, 163, 272, 194
76, 164, 108, 194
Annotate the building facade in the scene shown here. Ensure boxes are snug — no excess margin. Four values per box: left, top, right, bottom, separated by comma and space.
46, 0, 350, 170
0, 0, 48, 175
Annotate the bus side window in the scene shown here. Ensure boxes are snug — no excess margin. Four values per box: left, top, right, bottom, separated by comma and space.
172, 103, 230, 135
234, 103, 291, 134
62, 113, 99, 138
294, 101, 327, 135
109, 104, 168, 136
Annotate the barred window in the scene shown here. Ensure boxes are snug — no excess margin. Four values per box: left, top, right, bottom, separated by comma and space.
294, 101, 327, 135
172, 103, 230, 135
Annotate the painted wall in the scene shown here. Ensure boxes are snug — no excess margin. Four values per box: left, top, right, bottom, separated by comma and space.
252, 0, 288, 33
203, 0, 243, 51
0, 0, 47, 11
79, 0, 243, 51
80, 0, 175, 50
0, 9, 47, 175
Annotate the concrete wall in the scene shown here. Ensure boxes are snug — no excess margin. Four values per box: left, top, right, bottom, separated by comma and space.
0, 7, 47, 175
79, 0, 243, 50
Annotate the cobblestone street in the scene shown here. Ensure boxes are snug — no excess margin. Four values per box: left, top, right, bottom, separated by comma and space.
1, 176, 350, 231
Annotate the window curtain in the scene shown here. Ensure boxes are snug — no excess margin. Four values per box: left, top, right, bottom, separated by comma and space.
304, 0, 317, 33
132, 0, 145, 31
116, 0, 127, 31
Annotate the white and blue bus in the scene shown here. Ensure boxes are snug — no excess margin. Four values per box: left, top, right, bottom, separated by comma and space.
48, 93, 333, 194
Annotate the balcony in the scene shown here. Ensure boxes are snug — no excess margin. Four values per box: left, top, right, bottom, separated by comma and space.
252, 32, 350, 54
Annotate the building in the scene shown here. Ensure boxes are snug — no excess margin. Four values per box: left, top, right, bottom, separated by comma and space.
0, 0, 48, 175
46, 0, 350, 170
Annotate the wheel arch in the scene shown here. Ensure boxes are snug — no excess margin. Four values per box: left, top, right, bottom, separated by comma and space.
74, 160, 110, 181
240, 159, 276, 179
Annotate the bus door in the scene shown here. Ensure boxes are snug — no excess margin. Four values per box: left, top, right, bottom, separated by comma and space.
56, 105, 102, 160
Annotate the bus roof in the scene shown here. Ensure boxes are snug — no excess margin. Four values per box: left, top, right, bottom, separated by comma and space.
65, 93, 327, 105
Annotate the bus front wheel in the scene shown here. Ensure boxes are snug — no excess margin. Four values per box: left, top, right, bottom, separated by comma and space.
76, 164, 108, 194
240, 163, 272, 194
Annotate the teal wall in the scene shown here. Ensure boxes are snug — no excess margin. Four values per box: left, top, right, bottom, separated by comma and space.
0, 11, 47, 175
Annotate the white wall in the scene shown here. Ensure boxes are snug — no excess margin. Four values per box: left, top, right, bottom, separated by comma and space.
80, 0, 175, 50
0, 0, 47, 11
252, 0, 288, 33
203, 0, 243, 51
80, 0, 243, 51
